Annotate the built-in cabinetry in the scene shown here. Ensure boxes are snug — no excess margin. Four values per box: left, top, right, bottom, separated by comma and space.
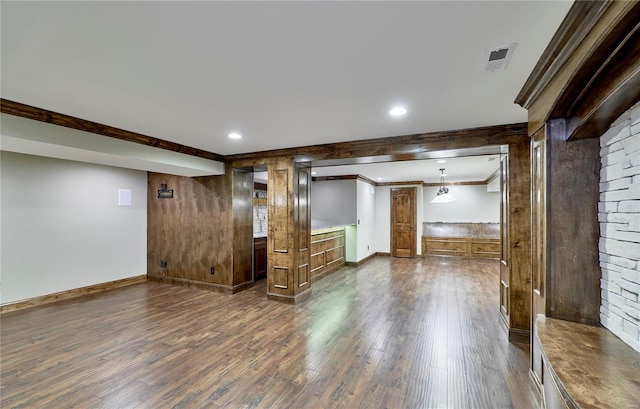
515, 1, 640, 405
535, 316, 640, 409
421, 223, 499, 259
310, 227, 345, 282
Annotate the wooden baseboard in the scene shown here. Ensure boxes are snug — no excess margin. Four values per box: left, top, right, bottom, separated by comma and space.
375, 252, 391, 257
0, 275, 147, 314
267, 288, 312, 304
147, 274, 245, 294
356, 253, 377, 266
509, 328, 531, 344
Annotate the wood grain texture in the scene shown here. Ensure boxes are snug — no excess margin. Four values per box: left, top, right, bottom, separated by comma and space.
522, 1, 640, 135
147, 169, 234, 287
391, 188, 417, 258
0, 98, 225, 162
227, 123, 528, 163
422, 237, 500, 259
0, 276, 146, 314
515, 1, 610, 108
505, 139, 532, 339
232, 168, 254, 286
545, 120, 601, 325
267, 158, 311, 302
310, 228, 346, 282
0, 256, 536, 409
536, 316, 640, 409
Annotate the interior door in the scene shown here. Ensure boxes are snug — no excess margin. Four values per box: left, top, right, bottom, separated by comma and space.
391, 187, 416, 258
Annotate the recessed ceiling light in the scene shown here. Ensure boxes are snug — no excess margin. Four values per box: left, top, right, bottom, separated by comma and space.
228, 132, 242, 139
377, 177, 382, 181
437, 159, 447, 163
389, 107, 407, 116
311, 171, 317, 175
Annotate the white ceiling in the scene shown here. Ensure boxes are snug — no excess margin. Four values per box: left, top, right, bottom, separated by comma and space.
311, 154, 501, 184
1, 1, 572, 163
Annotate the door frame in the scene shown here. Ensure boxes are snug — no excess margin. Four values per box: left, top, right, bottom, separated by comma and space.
390, 187, 417, 258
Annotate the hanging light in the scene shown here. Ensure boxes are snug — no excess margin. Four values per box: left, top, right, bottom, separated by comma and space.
431, 168, 457, 203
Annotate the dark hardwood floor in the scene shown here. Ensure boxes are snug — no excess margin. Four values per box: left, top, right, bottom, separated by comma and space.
1, 256, 535, 408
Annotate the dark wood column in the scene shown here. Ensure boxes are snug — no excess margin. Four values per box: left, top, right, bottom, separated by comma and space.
267, 158, 312, 303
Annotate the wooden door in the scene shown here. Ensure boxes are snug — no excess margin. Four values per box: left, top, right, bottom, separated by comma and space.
391, 188, 416, 258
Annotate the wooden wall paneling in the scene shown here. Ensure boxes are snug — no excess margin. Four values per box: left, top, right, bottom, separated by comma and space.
506, 139, 532, 342
266, 158, 312, 302
295, 162, 311, 290
530, 126, 547, 387
147, 168, 235, 292
268, 160, 293, 298
545, 119, 601, 324
499, 153, 510, 328
271, 168, 290, 254
232, 168, 254, 288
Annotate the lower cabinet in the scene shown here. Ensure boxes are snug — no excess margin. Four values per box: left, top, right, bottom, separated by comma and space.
310, 227, 345, 282
422, 236, 500, 258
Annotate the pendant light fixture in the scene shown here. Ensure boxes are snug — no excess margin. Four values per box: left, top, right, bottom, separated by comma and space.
431, 168, 457, 203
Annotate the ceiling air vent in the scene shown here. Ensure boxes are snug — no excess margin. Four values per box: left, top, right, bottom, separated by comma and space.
482, 43, 517, 72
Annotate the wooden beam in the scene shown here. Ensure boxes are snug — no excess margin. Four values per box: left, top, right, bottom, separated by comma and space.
0, 98, 226, 162
227, 123, 528, 163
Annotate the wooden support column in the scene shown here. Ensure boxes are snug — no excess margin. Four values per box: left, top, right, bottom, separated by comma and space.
267, 158, 312, 303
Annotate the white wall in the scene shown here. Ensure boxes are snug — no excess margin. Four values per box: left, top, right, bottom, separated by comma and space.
423, 185, 499, 222
356, 179, 376, 261
1, 152, 147, 304
311, 179, 356, 227
598, 101, 640, 352
374, 184, 424, 255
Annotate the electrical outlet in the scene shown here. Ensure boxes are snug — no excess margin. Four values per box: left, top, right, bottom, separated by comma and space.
367, 245, 370, 251
210, 267, 215, 275
160, 260, 167, 268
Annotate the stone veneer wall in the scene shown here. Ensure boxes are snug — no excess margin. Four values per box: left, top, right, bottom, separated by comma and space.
598, 101, 640, 352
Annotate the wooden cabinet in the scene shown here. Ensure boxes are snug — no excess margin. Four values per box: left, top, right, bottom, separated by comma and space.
253, 237, 267, 281
422, 236, 499, 258
310, 227, 345, 282
529, 121, 601, 388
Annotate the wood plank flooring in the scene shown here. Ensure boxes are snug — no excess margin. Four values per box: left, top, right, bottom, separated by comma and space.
1, 256, 535, 408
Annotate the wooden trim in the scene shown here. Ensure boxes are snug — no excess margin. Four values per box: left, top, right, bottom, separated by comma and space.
355, 252, 377, 267
227, 123, 528, 163
376, 252, 391, 257
515, 1, 611, 108
357, 175, 377, 186
0, 275, 147, 314
378, 180, 424, 187
267, 288, 312, 304
509, 328, 531, 344
422, 180, 486, 187
517, 1, 640, 140
0, 98, 226, 162
147, 274, 250, 295
312, 175, 358, 181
